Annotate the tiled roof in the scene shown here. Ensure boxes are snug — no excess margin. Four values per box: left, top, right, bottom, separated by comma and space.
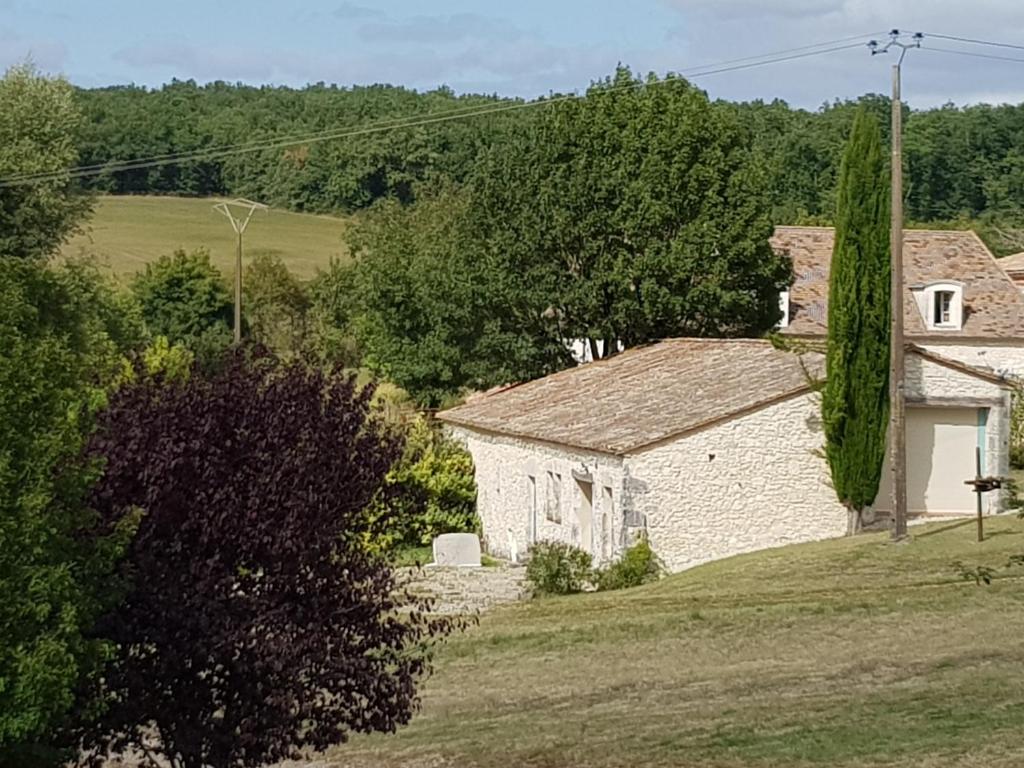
998, 251, 1024, 275
772, 226, 1024, 339
438, 339, 823, 455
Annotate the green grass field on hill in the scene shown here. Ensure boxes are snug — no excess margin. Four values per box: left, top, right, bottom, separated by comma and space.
334, 517, 1024, 768
61, 196, 352, 279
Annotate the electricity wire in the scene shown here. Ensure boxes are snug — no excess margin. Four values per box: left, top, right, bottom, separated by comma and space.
0, 37, 876, 189
922, 32, 1024, 53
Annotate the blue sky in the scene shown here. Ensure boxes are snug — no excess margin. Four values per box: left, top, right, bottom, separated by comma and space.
3, 1, 1024, 108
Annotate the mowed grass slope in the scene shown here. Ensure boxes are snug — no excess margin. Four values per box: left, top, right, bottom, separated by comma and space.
61, 196, 351, 279
336, 517, 1024, 768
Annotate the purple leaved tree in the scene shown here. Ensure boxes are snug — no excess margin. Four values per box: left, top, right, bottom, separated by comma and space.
78, 350, 455, 768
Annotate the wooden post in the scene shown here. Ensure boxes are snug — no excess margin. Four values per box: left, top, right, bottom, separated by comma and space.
975, 446, 984, 543
889, 62, 908, 540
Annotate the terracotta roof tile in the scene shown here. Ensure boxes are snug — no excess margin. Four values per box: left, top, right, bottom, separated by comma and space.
772, 226, 1024, 339
998, 251, 1024, 275
438, 339, 823, 455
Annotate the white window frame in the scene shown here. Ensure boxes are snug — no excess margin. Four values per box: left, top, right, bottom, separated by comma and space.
920, 281, 964, 331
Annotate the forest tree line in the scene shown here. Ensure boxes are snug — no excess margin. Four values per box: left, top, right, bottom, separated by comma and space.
73, 78, 1024, 251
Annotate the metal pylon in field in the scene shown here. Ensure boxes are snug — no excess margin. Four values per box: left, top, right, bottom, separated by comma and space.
214, 198, 268, 344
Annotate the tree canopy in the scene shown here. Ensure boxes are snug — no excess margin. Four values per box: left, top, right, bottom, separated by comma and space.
54, 81, 1024, 252
469, 67, 789, 352
131, 248, 233, 359
347, 68, 790, 405
78, 352, 456, 768
0, 260, 137, 768
0, 65, 91, 259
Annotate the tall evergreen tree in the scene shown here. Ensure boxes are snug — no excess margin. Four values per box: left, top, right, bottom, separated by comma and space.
822, 108, 891, 533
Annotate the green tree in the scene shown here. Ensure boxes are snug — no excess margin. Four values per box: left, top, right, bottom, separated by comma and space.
0, 260, 136, 767
352, 190, 567, 407
821, 108, 891, 533
0, 64, 91, 259
308, 258, 362, 367
242, 253, 309, 355
132, 248, 232, 359
469, 67, 789, 357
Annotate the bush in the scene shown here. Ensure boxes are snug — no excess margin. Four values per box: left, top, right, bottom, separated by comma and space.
525, 541, 593, 596
369, 416, 478, 551
131, 248, 232, 356
77, 350, 457, 768
242, 253, 309, 356
594, 537, 663, 592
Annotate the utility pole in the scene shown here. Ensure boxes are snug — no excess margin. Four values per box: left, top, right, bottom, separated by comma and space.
214, 198, 268, 344
870, 31, 921, 540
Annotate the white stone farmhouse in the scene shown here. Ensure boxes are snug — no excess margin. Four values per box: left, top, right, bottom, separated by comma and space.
438, 226, 1022, 573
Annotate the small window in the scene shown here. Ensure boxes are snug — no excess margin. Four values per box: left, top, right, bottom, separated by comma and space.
934, 290, 954, 326
527, 475, 538, 543
777, 290, 790, 329
545, 471, 562, 523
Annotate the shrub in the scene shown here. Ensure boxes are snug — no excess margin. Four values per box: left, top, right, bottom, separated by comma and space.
370, 416, 478, 551
77, 350, 457, 768
131, 248, 232, 356
594, 537, 663, 592
242, 253, 309, 355
525, 541, 593, 596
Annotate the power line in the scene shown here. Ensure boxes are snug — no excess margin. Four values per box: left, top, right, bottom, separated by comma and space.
920, 45, 1024, 65
1, 39, 871, 187
0, 37, 874, 189
0, 100, 523, 184
923, 32, 1024, 53
4, 32, 886, 187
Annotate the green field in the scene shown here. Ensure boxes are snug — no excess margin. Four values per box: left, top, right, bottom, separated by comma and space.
61, 196, 352, 279
334, 517, 1024, 768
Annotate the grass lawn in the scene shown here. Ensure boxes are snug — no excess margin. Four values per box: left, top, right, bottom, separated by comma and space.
332, 516, 1024, 768
60, 195, 352, 279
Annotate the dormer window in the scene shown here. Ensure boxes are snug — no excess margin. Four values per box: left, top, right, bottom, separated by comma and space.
914, 281, 964, 331
934, 290, 954, 326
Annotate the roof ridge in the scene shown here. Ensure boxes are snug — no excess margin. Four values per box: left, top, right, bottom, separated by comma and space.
774, 224, 980, 237
663, 337, 771, 344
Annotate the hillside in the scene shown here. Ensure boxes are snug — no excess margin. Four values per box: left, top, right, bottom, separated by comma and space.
335, 518, 1024, 768
60, 196, 351, 279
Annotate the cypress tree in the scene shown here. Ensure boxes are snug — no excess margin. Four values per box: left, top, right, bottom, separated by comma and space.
822, 108, 891, 533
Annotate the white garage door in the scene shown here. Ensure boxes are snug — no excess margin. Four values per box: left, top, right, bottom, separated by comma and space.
907, 407, 980, 514
876, 407, 981, 515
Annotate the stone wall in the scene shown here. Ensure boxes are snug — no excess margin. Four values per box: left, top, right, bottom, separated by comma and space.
401, 565, 528, 615
449, 428, 625, 563
625, 392, 847, 573
921, 342, 1024, 379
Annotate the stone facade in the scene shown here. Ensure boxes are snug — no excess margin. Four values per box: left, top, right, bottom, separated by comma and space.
627, 392, 846, 573
453, 351, 1012, 575
920, 342, 1024, 380
450, 429, 626, 563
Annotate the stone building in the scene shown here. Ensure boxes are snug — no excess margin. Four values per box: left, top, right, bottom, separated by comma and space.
438, 227, 1022, 573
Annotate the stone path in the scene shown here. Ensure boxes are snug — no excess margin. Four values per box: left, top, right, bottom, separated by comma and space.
400, 563, 528, 615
